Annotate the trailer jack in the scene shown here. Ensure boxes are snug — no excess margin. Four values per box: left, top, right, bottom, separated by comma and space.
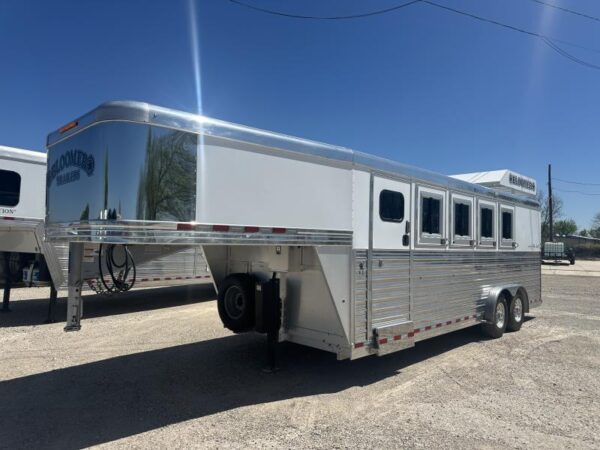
1, 252, 11, 313
44, 282, 58, 324
64, 243, 84, 331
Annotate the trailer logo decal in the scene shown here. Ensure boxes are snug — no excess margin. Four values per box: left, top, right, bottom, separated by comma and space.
47, 149, 95, 187
508, 173, 535, 192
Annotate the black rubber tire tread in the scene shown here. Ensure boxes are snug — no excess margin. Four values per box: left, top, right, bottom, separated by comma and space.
217, 273, 256, 333
507, 293, 524, 332
481, 295, 508, 339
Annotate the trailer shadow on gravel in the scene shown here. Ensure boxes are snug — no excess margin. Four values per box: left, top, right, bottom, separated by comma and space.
0, 283, 216, 328
0, 322, 512, 450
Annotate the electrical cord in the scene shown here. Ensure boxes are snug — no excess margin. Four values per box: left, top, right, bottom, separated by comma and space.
98, 244, 136, 293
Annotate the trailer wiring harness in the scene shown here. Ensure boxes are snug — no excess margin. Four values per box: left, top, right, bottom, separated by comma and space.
94, 244, 136, 294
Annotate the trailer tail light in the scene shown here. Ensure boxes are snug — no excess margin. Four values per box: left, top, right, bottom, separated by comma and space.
212, 225, 230, 232
176, 223, 193, 231
59, 121, 78, 133
244, 226, 259, 233
2, 216, 15, 220
272, 227, 286, 234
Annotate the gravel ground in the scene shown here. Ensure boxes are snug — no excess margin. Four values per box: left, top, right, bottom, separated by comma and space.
0, 275, 598, 449
542, 259, 600, 277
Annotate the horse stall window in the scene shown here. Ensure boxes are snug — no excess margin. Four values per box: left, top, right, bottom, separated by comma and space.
379, 189, 404, 223
421, 195, 441, 235
502, 210, 514, 240
0, 169, 21, 207
481, 207, 494, 239
454, 202, 470, 237
451, 195, 473, 246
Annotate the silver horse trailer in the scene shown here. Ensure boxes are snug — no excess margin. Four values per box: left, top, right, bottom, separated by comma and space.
46, 101, 541, 360
0, 145, 211, 317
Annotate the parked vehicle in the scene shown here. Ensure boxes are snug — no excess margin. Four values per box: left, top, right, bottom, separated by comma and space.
0, 145, 211, 316
46, 101, 542, 360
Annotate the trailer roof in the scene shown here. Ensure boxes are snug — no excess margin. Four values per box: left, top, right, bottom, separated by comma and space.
0, 145, 46, 165
47, 101, 539, 208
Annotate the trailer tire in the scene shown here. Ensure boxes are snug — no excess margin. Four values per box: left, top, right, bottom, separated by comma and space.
481, 294, 508, 339
217, 274, 256, 333
507, 292, 524, 332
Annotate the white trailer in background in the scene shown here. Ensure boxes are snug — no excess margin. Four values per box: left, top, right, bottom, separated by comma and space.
0, 146, 63, 314
0, 145, 211, 319
46, 101, 541, 361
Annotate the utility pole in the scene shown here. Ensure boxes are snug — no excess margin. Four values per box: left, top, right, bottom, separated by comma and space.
548, 164, 553, 242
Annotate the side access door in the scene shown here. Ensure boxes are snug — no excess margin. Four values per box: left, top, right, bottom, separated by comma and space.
369, 175, 415, 354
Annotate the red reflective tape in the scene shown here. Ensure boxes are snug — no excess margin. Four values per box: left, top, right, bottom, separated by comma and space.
393, 335, 401, 341
164, 277, 171, 280
414, 328, 420, 334
473, 314, 478, 318
408, 332, 415, 338
176, 277, 182, 280
141, 278, 149, 282
177, 223, 193, 231
244, 226, 259, 233
446, 321, 452, 325
436, 323, 442, 328
212, 225, 230, 232
204, 275, 211, 278
425, 326, 432, 331
378, 338, 388, 345
272, 227, 286, 234
354, 342, 365, 349
2, 216, 15, 220
456, 318, 461, 323
464, 316, 469, 321
153, 278, 160, 281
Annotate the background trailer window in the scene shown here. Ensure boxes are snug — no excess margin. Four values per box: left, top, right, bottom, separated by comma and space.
0, 169, 21, 207
481, 207, 494, 238
421, 196, 441, 235
379, 190, 404, 223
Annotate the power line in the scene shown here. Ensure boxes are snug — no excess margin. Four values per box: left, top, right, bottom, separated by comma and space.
229, 0, 600, 69
554, 188, 600, 196
421, 0, 600, 70
554, 177, 600, 187
228, 0, 421, 20
529, 0, 600, 23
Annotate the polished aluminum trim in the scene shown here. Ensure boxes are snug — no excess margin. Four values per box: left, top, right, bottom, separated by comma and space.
47, 101, 539, 209
45, 220, 353, 246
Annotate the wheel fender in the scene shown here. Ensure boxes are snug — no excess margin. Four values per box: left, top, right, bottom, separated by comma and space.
484, 284, 520, 323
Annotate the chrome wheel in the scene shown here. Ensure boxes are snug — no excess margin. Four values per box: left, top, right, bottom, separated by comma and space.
496, 302, 506, 329
513, 297, 523, 323
224, 285, 245, 320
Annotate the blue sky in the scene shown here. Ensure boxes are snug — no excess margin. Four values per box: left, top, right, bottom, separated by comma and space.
1, 0, 599, 228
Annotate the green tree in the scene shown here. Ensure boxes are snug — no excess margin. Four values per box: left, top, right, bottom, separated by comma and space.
553, 219, 577, 237
580, 229, 588, 237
